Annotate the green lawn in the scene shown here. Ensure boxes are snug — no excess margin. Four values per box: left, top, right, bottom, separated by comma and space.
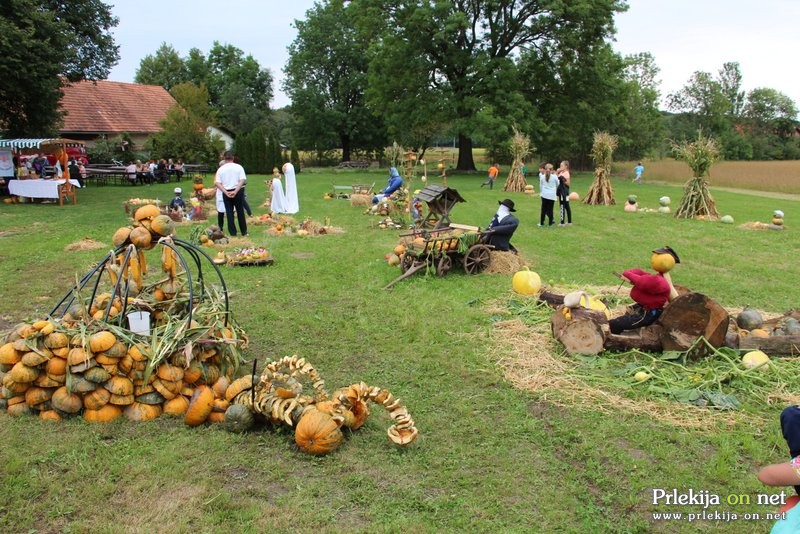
0, 170, 798, 533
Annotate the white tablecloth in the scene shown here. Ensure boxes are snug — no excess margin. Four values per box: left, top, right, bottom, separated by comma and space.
9, 179, 81, 199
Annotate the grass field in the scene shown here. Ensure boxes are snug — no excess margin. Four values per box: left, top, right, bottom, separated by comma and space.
0, 169, 799, 533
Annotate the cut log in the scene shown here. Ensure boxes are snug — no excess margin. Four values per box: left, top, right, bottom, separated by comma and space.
657, 292, 729, 358
604, 325, 664, 353
538, 290, 565, 308
739, 334, 800, 356
551, 306, 608, 355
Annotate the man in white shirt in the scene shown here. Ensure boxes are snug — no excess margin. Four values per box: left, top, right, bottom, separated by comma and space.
214, 151, 248, 236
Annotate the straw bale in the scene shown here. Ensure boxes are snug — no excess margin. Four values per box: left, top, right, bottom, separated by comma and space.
350, 194, 373, 207
484, 251, 527, 275
64, 238, 107, 252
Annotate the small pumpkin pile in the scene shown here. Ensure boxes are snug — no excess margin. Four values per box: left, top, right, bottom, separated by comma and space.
113, 204, 176, 253
123, 198, 161, 215
225, 355, 419, 455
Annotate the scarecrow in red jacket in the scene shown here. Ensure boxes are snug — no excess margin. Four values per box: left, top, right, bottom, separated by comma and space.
609, 246, 679, 334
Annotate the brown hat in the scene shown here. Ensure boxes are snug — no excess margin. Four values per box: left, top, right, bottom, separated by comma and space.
498, 199, 516, 212
652, 246, 680, 263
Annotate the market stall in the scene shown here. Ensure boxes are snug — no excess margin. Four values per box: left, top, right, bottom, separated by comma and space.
9, 179, 81, 205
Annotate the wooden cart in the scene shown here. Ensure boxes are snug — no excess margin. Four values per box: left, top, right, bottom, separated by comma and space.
383, 225, 493, 288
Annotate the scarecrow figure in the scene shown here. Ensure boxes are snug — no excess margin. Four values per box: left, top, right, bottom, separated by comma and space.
610, 246, 679, 334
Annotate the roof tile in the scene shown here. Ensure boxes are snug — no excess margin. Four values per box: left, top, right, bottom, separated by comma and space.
59, 80, 176, 134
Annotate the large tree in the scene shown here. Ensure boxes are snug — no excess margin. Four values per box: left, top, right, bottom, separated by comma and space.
134, 43, 188, 90
349, 0, 625, 170
0, 0, 119, 136
283, 1, 385, 161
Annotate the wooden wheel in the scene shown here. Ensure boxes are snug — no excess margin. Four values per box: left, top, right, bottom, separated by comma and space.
462, 245, 491, 275
436, 255, 452, 276
400, 253, 416, 273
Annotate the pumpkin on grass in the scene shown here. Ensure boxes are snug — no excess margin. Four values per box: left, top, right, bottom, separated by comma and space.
184, 385, 215, 427
511, 267, 542, 296
294, 407, 344, 456
222, 403, 255, 433
124, 401, 163, 422
84, 403, 123, 423
51, 386, 83, 414
163, 395, 190, 416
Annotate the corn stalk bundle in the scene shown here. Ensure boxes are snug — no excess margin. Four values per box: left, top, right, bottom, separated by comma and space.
583, 131, 617, 205
672, 132, 721, 219
503, 126, 531, 193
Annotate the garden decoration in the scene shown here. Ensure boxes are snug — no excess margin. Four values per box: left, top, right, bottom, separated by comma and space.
224, 355, 419, 455
503, 126, 531, 193
672, 131, 720, 220
583, 131, 617, 205
413, 184, 465, 229
383, 224, 492, 288
0, 204, 248, 420
658, 196, 671, 214
771, 210, 785, 228
624, 195, 638, 212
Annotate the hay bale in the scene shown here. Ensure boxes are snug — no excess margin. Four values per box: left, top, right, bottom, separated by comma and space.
484, 251, 527, 275
64, 238, 107, 252
350, 194, 372, 207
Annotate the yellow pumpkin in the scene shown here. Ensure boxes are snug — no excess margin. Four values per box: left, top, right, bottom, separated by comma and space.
650, 253, 675, 274
512, 267, 542, 296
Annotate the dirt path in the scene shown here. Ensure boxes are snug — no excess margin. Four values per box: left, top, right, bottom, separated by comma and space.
642, 180, 800, 202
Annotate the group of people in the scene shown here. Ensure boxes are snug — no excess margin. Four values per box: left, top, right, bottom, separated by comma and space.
125, 159, 185, 185
268, 162, 299, 215
537, 160, 572, 227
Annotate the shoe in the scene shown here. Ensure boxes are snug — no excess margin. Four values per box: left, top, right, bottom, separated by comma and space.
566, 223, 573, 226
558, 223, 566, 227
537, 224, 543, 227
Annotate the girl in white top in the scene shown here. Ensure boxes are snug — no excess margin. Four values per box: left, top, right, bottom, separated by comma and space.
538, 163, 558, 227
269, 167, 287, 213
282, 162, 299, 214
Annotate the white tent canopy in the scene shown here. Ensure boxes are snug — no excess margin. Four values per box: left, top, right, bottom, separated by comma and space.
0, 138, 85, 150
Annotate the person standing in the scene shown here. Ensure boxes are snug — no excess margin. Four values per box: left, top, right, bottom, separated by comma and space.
270, 167, 287, 214
538, 163, 558, 227
215, 151, 248, 237
634, 161, 644, 184
481, 163, 499, 189
556, 160, 572, 226
283, 161, 299, 214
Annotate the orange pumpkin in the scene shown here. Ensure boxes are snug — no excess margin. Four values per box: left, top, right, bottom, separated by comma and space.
294, 407, 344, 456
112, 227, 133, 247
150, 215, 174, 237
129, 226, 152, 249
206, 411, 225, 423
51, 386, 83, 414
124, 401, 163, 422
25, 386, 55, 406
44, 332, 69, 349
84, 387, 111, 410
184, 385, 215, 427
650, 252, 676, 274
84, 403, 123, 423
39, 409, 62, 421
0, 343, 21, 365
89, 331, 117, 353
9, 361, 39, 383
134, 204, 161, 222
225, 375, 253, 401
163, 395, 190, 416
211, 376, 230, 398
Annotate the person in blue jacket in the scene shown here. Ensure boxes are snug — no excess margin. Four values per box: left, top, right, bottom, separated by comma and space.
373, 166, 404, 204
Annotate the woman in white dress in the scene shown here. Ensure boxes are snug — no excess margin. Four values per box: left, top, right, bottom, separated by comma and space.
269, 167, 288, 213
282, 162, 299, 214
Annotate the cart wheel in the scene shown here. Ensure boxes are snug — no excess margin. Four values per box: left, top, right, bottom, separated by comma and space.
463, 245, 491, 274
400, 253, 415, 273
436, 255, 452, 276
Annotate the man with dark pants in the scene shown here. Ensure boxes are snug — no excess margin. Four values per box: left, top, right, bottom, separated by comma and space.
214, 151, 248, 237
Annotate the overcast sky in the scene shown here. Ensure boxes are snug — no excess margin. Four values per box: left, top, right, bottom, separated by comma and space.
107, 0, 800, 112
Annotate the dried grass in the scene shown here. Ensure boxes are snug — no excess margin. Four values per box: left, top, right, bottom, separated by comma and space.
738, 221, 784, 231
488, 318, 748, 429
64, 238, 107, 252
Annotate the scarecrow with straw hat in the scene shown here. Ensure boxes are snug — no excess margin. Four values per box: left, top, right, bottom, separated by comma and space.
485, 198, 519, 253
610, 246, 680, 334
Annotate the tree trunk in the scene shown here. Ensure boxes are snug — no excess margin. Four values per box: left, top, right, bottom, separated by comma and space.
739, 334, 800, 356
538, 289, 565, 308
341, 134, 351, 163
456, 134, 476, 171
604, 325, 664, 353
658, 292, 729, 358
551, 306, 608, 355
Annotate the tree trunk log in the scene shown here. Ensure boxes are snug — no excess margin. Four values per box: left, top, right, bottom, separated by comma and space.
538, 289, 565, 308
604, 325, 664, 353
456, 134, 476, 171
658, 292, 729, 358
739, 335, 800, 356
551, 306, 608, 355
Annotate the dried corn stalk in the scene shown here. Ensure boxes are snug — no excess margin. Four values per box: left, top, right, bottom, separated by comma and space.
672, 132, 721, 219
583, 131, 617, 205
503, 126, 531, 193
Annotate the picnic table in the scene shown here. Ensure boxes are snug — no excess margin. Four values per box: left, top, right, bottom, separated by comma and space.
9, 179, 81, 205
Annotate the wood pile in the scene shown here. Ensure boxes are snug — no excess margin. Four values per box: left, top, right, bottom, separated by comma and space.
335, 160, 371, 169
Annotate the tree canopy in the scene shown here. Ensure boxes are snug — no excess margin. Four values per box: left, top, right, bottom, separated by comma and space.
283, 0, 386, 162
0, 0, 119, 136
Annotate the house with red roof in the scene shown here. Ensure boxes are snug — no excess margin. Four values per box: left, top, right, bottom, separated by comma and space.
58, 80, 177, 148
